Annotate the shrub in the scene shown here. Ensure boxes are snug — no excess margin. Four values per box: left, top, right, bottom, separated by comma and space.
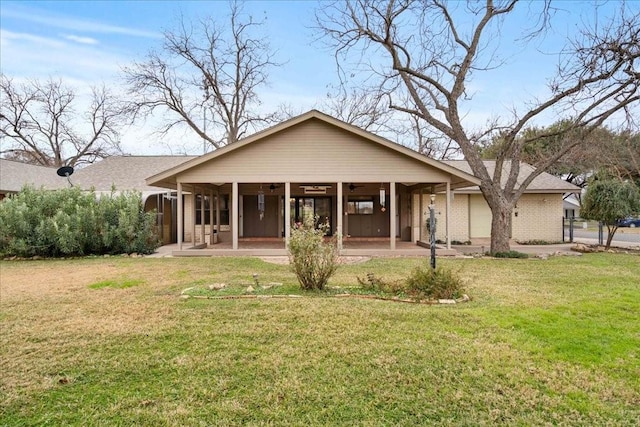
492, 250, 529, 258
0, 186, 160, 257
405, 266, 465, 300
288, 216, 339, 290
516, 240, 562, 245
356, 272, 405, 295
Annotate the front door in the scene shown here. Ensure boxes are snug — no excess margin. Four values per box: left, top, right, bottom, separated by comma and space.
290, 197, 332, 234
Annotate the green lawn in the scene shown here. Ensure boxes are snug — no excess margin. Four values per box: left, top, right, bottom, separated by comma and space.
1, 254, 639, 426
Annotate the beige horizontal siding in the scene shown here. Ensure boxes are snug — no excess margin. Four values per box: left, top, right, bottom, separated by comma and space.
177, 119, 451, 184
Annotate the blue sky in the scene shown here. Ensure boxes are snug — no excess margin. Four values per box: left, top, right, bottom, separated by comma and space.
0, 0, 634, 155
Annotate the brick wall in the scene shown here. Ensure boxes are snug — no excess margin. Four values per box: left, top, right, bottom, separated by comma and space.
512, 193, 564, 242
413, 192, 564, 244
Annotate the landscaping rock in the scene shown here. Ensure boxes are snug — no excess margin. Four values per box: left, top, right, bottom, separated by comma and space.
246, 285, 255, 293
572, 243, 597, 253
208, 283, 226, 290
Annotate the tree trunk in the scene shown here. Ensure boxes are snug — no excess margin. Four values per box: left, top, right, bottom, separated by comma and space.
490, 201, 513, 254
605, 225, 617, 249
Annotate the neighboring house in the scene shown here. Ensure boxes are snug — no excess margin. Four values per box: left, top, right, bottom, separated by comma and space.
1, 110, 580, 253
563, 194, 581, 219
0, 159, 66, 200
145, 110, 580, 253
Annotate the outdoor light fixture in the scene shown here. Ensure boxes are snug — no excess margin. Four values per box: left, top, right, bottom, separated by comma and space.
380, 184, 386, 212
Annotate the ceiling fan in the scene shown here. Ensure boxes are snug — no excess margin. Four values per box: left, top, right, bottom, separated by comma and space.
348, 183, 365, 192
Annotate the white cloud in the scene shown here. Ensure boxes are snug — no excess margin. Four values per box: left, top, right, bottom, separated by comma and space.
1, 29, 126, 83
2, 7, 161, 39
63, 34, 99, 45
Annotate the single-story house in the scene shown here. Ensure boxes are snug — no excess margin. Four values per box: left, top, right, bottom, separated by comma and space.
1, 110, 580, 254
563, 194, 581, 219
144, 110, 579, 253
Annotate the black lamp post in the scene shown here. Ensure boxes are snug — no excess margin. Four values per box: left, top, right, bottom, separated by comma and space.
429, 193, 436, 270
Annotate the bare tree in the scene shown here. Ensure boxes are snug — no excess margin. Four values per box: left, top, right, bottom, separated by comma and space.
317, 0, 640, 253
0, 75, 123, 167
124, 1, 280, 150
321, 87, 461, 159
605, 131, 640, 183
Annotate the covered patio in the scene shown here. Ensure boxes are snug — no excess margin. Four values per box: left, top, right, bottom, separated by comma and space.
145, 111, 479, 257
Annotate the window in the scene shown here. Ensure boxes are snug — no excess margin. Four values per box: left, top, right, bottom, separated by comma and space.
196, 195, 229, 225
347, 199, 374, 215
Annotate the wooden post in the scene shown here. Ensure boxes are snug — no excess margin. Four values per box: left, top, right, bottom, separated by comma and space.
177, 182, 183, 251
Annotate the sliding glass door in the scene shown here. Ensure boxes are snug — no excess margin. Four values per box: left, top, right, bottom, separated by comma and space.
290, 197, 332, 234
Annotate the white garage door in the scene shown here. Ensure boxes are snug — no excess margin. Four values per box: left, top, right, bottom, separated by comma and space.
469, 195, 492, 238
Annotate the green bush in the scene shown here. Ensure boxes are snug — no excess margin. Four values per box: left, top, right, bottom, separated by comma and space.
516, 240, 562, 245
287, 216, 339, 290
356, 272, 405, 295
405, 266, 465, 300
492, 250, 529, 258
0, 186, 160, 257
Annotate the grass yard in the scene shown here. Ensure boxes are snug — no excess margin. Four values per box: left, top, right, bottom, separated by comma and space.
1, 253, 639, 426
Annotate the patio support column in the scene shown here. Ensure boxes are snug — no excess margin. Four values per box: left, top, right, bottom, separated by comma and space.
232, 182, 239, 250
284, 182, 291, 248
191, 189, 196, 246
390, 182, 396, 250
215, 187, 220, 244
177, 182, 183, 251
337, 182, 343, 252
209, 188, 214, 245
446, 181, 451, 250
419, 188, 424, 243
200, 187, 206, 245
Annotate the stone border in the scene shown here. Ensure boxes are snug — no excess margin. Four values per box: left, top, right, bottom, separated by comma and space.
180, 290, 471, 305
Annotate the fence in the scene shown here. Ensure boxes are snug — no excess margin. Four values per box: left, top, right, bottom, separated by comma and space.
563, 217, 604, 245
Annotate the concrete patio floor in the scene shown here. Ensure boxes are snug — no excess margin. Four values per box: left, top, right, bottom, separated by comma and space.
151, 240, 456, 258
147, 238, 589, 258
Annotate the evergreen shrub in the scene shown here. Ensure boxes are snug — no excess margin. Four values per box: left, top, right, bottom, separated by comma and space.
0, 186, 160, 257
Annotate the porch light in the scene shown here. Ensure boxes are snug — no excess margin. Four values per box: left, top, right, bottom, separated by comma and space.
380, 185, 386, 212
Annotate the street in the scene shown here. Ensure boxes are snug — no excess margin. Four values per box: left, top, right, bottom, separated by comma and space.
568, 228, 640, 247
